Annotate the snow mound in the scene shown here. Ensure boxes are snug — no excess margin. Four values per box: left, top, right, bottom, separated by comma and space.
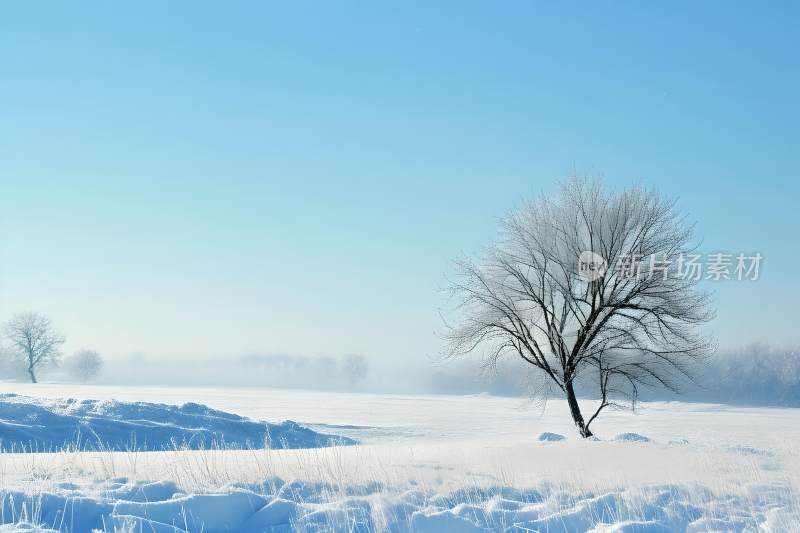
613, 432, 651, 443
668, 438, 690, 446
1, 478, 797, 532
0, 394, 355, 452
727, 444, 773, 457
538, 432, 566, 442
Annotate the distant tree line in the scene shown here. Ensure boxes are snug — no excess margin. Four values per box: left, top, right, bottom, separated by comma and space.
1, 312, 103, 383
429, 344, 800, 407
694, 344, 800, 406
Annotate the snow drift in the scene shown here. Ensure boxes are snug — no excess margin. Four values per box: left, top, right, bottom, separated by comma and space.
537, 432, 566, 442
0, 394, 355, 452
0, 476, 797, 532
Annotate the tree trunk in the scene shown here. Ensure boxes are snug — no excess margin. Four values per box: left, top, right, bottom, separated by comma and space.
565, 380, 592, 437
28, 365, 37, 384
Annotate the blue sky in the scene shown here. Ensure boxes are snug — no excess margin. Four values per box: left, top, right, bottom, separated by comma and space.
1, 1, 798, 372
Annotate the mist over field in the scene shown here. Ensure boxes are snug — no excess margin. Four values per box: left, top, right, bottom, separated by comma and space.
5, 343, 798, 407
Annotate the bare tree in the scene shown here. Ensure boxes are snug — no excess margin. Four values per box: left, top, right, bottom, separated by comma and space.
66, 349, 103, 382
341, 354, 369, 387
444, 178, 714, 437
4, 312, 66, 383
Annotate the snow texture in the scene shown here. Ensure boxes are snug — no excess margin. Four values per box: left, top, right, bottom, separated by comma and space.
0, 394, 355, 452
0, 477, 797, 532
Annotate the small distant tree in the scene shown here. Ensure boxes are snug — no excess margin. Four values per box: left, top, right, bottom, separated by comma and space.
444, 178, 714, 437
341, 354, 369, 387
66, 349, 103, 382
4, 312, 65, 383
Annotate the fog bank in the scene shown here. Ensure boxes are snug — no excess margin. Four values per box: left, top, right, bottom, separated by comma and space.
2, 344, 798, 407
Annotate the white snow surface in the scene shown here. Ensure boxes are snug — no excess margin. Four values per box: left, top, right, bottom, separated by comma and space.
0, 383, 797, 532
0, 393, 355, 451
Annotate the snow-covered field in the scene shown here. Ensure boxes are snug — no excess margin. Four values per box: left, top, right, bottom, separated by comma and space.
0, 383, 798, 532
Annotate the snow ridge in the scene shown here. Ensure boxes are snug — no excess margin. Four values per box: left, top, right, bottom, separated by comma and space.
0, 394, 355, 452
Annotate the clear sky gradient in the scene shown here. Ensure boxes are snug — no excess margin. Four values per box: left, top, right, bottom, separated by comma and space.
1, 2, 798, 373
